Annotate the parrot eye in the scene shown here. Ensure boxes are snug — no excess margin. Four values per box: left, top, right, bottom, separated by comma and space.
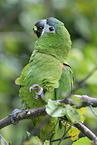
49, 27, 54, 31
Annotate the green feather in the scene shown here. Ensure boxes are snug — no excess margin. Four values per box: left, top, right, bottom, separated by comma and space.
15, 17, 72, 142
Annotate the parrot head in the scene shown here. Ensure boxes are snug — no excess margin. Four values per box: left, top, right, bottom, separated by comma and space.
33, 17, 72, 63
33, 17, 64, 38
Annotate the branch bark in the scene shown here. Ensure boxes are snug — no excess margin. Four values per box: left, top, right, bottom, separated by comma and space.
1, 95, 97, 130
75, 122, 97, 142
62, 95, 97, 108
0, 95, 97, 142
1, 95, 97, 129
0, 67, 97, 142
0, 106, 46, 129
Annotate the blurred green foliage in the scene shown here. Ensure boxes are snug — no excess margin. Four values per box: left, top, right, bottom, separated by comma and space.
0, 0, 97, 144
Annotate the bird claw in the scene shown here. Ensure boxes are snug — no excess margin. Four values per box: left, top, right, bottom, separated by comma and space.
29, 84, 45, 101
11, 109, 22, 125
33, 95, 38, 99
29, 84, 39, 93
35, 87, 43, 95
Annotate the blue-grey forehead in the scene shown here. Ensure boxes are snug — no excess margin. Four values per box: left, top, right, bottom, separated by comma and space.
46, 17, 62, 26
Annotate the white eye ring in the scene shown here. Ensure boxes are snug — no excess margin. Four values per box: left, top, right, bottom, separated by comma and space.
41, 24, 55, 36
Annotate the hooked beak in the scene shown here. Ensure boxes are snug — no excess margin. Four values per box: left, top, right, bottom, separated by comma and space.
33, 19, 46, 38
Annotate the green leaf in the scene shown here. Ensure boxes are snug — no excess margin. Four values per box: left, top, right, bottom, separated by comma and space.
46, 99, 66, 117
66, 105, 81, 124
43, 140, 50, 145
72, 137, 91, 145
0, 134, 9, 145
77, 107, 86, 122
67, 126, 80, 141
24, 136, 42, 145
46, 100, 81, 123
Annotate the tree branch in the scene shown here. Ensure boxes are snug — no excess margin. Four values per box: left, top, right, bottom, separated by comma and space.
0, 66, 97, 143
63, 95, 97, 108
75, 122, 97, 142
0, 106, 46, 129
0, 96, 97, 142
1, 95, 97, 129
1, 95, 97, 130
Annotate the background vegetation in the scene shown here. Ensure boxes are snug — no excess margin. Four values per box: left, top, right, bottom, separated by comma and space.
0, 0, 97, 144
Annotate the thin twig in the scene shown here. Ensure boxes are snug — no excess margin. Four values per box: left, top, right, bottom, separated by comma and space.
0, 67, 97, 143
51, 136, 71, 143
57, 125, 71, 145
90, 105, 97, 117
62, 66, 97, 102
78, 66, 97, 86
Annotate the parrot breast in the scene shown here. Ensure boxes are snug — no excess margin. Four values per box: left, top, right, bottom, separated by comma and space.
16, 52, 63, 108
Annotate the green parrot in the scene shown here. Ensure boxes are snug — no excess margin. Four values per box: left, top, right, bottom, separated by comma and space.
15, 17, 73, 142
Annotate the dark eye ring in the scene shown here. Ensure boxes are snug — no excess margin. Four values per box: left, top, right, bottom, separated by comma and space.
49, 27, 54, 31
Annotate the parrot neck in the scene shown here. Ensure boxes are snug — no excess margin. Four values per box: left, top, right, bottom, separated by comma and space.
34, 30, 71, 63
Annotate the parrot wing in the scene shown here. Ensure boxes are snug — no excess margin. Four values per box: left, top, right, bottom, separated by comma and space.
56, 63, 73, 100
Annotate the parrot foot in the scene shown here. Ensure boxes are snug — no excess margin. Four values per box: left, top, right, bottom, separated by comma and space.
29, 84, 45, 101
11, 109, 22, 125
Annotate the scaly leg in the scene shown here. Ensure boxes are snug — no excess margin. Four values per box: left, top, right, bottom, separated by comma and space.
11, 109, 22, 125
